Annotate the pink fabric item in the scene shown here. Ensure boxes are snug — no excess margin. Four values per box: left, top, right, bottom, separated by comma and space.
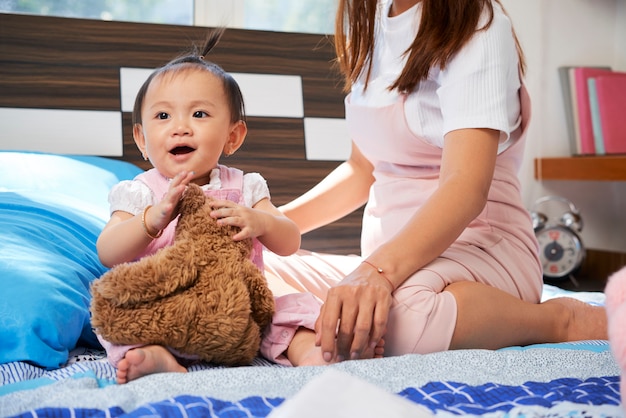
259, 293, 322, 366
97, 335, 201, 368
604, 266, 626, 404
263, 85, 540, 356
97, 334, 142, 368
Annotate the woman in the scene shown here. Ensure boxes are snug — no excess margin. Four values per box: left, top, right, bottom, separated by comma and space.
263, 0, 607, 366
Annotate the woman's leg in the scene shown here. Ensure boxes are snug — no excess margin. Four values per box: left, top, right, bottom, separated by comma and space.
446, 281, 607, 350
263, 250, 361, 300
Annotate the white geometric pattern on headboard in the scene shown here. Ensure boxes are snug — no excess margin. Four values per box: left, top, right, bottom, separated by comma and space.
120, 68, 305, 117
0, 68, 350, 160
120, 67, 350, 161
0, 107, 123, 156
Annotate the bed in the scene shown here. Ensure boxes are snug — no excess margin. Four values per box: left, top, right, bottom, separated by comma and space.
0, 153, 620, 418
0, 12, 622, 418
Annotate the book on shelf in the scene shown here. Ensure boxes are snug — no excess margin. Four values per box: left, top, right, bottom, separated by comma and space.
558, 66, 626, 156
593, 72, 626, 155
572, 67, 613, 155
558, 65, 610, 155
587, 78, 606, 155
569, 67, 582, 154
558, 66, 579, 155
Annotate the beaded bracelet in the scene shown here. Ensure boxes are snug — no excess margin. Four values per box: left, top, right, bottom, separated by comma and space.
361, 260, 394, 290
141, 205, 163, 239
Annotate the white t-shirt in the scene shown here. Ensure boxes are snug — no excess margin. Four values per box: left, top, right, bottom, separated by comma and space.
349, 0, 522, 153
108, 168, 270, 215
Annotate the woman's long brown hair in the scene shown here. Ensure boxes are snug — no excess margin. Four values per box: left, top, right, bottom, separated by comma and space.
334, 0, 526, 93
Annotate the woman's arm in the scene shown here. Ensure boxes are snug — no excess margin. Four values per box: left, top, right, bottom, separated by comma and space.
317, 127, 501, 361
363, 127, 500, 287
281, 141, 375, 234
214, 142, 373, 256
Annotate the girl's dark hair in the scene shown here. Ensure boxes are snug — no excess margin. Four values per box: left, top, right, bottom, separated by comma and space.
132, 28, 246, 126
334, 0, 526, 93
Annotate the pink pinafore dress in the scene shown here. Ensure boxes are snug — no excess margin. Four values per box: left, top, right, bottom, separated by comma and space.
264, 85, 541, 355
135, 165, 263, 269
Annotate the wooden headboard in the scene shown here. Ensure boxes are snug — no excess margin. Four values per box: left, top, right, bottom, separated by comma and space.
0, 13, 362, 255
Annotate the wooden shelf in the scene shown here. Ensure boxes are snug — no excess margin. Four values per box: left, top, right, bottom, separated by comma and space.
534, 155, 626, 181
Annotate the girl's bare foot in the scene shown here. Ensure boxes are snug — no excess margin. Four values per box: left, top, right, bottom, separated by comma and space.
544, 297, 608, 341
116, 345, 187, 384
288, 329, 385, 366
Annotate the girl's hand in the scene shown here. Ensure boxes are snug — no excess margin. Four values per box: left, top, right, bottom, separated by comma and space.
315, 263, 393, 362
209, 199, 267, 241
147, 171, 194, 233
97, 171, 196, 266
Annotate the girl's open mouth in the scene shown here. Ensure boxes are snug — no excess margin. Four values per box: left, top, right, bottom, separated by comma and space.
170, 146, 194, 155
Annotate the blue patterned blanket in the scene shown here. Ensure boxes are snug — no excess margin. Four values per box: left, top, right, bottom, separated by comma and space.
0, 341, 621, 417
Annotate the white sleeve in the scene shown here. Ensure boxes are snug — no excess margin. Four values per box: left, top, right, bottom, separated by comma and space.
108, 180, 156, 215
242, 172, 271, 208
437, 10, 521, 142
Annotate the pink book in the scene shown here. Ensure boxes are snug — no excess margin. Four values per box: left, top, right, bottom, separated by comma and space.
595, 73, 626, 154
572, 67, 613, 155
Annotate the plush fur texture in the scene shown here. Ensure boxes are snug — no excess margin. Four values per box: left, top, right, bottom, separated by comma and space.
604, 265, 626, 402
90, 183, 275, 366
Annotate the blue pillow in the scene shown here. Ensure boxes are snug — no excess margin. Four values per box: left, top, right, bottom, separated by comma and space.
0, 152, 143, 369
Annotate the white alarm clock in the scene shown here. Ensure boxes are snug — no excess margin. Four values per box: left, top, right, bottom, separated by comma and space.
530, 196, 585, 281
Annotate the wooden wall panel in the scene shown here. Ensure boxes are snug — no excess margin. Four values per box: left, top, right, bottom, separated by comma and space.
0, 14, 345, 118
1, 14, 360, 254
235, 117, 307, 161
0, 62, 121, 110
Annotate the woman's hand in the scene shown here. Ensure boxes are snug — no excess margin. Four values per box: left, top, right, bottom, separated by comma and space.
315, 263, 393, 362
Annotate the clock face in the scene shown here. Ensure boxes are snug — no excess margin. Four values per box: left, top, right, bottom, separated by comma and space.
536, 225, 584, 279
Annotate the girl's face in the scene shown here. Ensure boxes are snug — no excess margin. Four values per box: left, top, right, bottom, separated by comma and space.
134, 68, 246, 185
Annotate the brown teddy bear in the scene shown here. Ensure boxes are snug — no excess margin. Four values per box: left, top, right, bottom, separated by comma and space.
90, 183, 275, 366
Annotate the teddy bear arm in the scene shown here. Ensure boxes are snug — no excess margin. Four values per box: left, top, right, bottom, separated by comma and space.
91, 242, 214, 308
243, 267, 276, 330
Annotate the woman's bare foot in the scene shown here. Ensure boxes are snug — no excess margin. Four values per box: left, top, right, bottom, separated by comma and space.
544, 297, 608, 341
116, 345, 187, 384
287, 329, 385, 366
